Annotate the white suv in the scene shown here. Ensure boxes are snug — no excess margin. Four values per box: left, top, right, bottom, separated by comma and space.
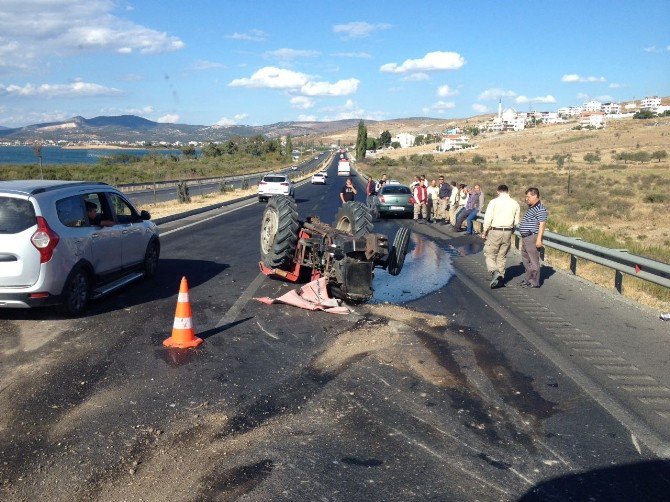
0, 180, 159, 315
258, 174, 294, 202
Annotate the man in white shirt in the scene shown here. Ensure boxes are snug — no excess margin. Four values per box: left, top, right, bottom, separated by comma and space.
482, 184, 521, 288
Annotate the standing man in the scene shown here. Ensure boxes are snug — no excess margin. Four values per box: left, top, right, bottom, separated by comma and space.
412, 179, 428, 222
427, 179, 440, 223
518, 187, 548, 288
437, 176, 451, 224
482, 184, 521, 289
448, 181, 459, 225
340, 177, 357, 204
375, 173, 388, 193
465, 184, 485, 234
365, 176, 376, 206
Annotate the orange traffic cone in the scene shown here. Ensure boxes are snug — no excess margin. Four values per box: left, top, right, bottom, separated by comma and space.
163, 276, 203, 349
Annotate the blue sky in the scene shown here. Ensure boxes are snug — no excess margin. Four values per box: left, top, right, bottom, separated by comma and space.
1, 0, 669, 128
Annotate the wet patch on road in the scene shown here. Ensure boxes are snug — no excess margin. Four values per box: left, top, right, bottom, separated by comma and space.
372, 232, 455, 303
341, 456, 384, 467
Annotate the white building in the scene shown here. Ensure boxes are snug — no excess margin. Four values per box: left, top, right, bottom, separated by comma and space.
558, 106, 583, 117
640, 96, 661, 109
624, 102, 637, 110
440, 134, 470, 151
601, 102, 621, 114
583, 100, 602, 112
392, 132, 416, 148
580, 112, 606, 128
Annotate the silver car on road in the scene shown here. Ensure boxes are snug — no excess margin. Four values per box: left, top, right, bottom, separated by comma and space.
0, 180, 159, 315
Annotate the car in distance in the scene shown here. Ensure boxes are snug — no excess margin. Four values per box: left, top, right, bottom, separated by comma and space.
291, 165, 298, 171
258, 174, 294, 202
311, 173, 326, 184
370, 184, 414, 218
0, 180, 159, 315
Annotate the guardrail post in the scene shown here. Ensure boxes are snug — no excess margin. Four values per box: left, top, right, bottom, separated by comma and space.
570, 254, 577, 274
614, 270, 623, 294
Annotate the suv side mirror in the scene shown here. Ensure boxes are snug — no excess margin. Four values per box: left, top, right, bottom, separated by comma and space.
140, 210, 151, 220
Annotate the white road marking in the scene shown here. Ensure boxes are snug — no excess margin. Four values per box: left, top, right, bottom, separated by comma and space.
256, 321, 280, 340
631, 433, 643, 455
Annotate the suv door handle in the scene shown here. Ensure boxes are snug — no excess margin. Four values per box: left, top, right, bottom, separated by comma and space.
91, 233, 100, 239
122, 230, 129, 234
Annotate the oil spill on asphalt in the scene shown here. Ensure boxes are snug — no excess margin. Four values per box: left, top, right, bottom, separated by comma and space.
197, 459, 274, 501
215, 352, 369, 439
372, 232, 455, 303
460, 323, 561, 422
341, 457, 384, 467
477, 453, 512, 470
445, 240, 485, 257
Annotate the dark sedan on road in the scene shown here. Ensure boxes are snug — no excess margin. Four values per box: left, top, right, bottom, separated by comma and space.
370, 184, 414, 218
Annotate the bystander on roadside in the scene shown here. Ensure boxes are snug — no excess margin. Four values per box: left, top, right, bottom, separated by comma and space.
427, 179, 440, 223
413, 179, 428, 222
465, 184, 485, 234
518, 187, 548, 288
437, 176, 451, 224
340, 178, 357, 204
482, 184, 521, 288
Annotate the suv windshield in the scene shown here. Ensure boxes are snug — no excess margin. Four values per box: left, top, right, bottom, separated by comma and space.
0, 197, 36, 234
263, 176, 287, 183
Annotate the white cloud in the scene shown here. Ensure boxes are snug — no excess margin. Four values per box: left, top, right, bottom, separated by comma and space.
576, 93, 589, 100
402, 73, 429, 82
264, 48, 321, 62
319, 99, 384, 121
478, 88, 517, 101
423, 100, 456, 114
226, 29, 267, 42
157, 114, 179, 123
290, 96, 315, 109
0, 1, 184, 71
561, 74, 606, 83
0, 81, 120, 97
596, 95, 614, 102
644, 46, 662, 53
331, 52, 372, 59
192, 60, 224, 70
229, 66, 359, 96
472, 104, 489, 113
380, 51, 465, 73
0, 110, 71, 127
229, 67, 309, 89
301, 78, 359, 96
515, 95, 556, 104
437, 84, 458, 97
609, 83, 622, 89
297, 114, 318, 122
332, 21, 391, 39
214, 113, 248, 126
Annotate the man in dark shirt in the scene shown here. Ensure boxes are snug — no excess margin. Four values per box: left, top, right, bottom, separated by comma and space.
518, 187, 548, 288
85, 201, 114, 227
340, 178, 357, 204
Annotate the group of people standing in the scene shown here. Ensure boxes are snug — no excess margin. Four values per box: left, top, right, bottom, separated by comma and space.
408, 175, 483, 235
364, 172, 549, 290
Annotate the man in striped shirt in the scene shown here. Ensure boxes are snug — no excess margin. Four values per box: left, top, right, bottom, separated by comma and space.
518, 187, 548, 288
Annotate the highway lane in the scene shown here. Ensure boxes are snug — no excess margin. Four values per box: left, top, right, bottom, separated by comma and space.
0, 156, 669, 500
121, 153, 328, 206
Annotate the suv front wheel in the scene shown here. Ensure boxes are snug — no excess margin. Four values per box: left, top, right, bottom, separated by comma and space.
143, 240, 160, 278
61, 266, 91, 316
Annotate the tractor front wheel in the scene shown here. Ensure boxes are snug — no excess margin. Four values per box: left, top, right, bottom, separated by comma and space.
260, 196, 300, 268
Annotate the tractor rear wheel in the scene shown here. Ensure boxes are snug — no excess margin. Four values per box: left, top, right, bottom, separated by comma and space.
334, 201, 373, 239
260, 195, 299, 268
387, 226, 410, 276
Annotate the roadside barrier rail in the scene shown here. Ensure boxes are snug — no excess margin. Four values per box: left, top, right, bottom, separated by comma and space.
474, 214, 670, 293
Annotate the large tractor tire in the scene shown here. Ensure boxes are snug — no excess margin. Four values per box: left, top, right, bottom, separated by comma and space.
260, 196, 299, 268
387, 226, 410, 276
334, 201, 373, 239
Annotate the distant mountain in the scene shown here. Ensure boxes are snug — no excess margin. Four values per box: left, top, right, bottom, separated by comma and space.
0, 114, 385, 144
0, 125, 9, 131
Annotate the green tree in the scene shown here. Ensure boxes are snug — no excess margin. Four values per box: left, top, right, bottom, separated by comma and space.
583, 152, 600, 164
379, 130, 392, 148
472, 154, 486, 166
391, 141, 401, 149
651, 150, 668, 162
414, 135, 425, 146
202, 142, 220, 157
366, 137, 378, 150
633, 110, 656, 119
181, 145, 197, 158
355, 119, 367, 159
444, 156, 458, 166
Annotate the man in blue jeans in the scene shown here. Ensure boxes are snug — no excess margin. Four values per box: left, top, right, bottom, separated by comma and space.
466, 184, 484, 234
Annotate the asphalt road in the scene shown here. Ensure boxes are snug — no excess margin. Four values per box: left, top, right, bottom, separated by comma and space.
121, 154, 328, 206
0, 156, 669, 501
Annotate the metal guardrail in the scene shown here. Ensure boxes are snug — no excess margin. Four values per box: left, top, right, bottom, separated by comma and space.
473, 214, 670, 293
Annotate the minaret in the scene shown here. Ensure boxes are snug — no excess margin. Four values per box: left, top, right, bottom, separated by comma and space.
498, 98, 502, 119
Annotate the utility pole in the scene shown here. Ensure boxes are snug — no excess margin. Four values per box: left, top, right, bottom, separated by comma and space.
33, 144, 44, 179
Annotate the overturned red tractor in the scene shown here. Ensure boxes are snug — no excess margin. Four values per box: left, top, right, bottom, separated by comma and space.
259, 196, 410, 302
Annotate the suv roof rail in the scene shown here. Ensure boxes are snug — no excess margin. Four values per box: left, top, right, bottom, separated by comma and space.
29, 181, 110, 195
